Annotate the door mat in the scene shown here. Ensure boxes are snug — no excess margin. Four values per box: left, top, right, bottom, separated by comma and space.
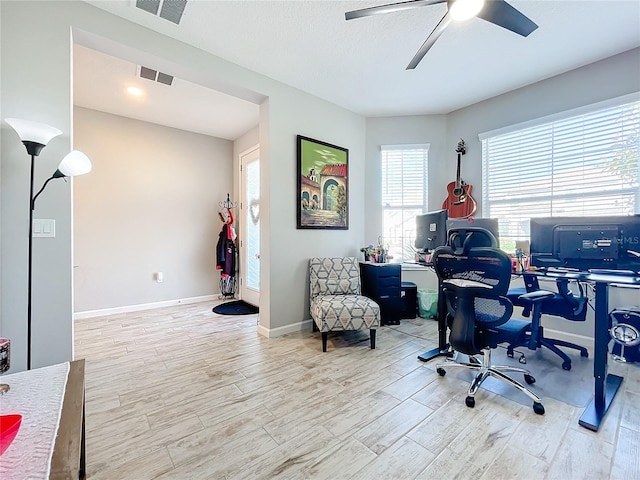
212, 300, 259, 315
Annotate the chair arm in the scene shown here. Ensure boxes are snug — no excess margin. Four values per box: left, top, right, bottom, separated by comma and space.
518, 290, 554, 303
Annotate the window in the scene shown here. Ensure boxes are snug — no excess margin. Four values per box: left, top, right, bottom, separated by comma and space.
381, 144, 429, 262
481, 96, 640, 253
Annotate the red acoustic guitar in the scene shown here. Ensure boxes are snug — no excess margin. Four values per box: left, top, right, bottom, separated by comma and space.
442, 139, 477, 218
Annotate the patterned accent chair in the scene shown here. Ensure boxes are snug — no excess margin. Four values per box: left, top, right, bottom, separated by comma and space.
309, 257, 381, 352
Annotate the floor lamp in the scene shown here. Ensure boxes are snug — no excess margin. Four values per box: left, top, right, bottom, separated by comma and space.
5, 118, 92, 370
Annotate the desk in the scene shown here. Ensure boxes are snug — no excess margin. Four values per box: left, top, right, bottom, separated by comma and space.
418, 267, 640, 432
0, 359, 85, 479
540, 270, 640, 431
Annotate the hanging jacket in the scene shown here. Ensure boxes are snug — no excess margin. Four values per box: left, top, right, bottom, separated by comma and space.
216, 223, 236, 277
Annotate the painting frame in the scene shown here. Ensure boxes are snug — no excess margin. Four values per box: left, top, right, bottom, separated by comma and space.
297, 135, 349, 230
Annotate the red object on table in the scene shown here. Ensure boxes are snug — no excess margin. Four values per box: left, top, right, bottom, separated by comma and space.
0, 414, 22, 456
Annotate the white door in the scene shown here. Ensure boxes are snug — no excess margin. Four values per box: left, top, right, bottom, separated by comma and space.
239, 146, 260, 307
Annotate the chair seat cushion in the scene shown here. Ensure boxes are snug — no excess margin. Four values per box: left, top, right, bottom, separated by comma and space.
479, 318, 530, 348
311, 294, 380, 332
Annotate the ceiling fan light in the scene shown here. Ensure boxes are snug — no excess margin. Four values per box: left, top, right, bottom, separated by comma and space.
449, 0, 485, 21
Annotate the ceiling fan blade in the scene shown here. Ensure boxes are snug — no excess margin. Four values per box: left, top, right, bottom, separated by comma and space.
407, 12, 451, 69
345, 0, 446, 21
476, 0, 538, 37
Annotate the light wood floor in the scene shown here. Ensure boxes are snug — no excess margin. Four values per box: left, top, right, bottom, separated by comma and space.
75, 302, 640, 479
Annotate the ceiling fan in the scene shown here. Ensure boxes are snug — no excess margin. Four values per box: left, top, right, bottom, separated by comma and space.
345, 0, 538, 70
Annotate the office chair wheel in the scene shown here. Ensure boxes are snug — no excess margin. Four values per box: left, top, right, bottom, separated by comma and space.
437, 368, 446, 376
581, 350, 589, 358
465, 396, 475, 408
533, 402, 545, 415
524, 373, 536, 385
518, 354, 527, 364
562, 361, 572, 371
507, 347, 514, 358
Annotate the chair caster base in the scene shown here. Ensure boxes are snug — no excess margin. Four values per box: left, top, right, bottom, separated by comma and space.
533, 402, 545, 415
524, 373, 536, 385
466, 396, 475, 408
437, 367, 446, 376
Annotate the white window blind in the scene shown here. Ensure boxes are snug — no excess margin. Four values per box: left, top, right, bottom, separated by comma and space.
481, 98, 640, 248
381, 145, 429, 262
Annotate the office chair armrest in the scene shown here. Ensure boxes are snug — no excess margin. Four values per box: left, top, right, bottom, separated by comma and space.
518, 289, 554, 303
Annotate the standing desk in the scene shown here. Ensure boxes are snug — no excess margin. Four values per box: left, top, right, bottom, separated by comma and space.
418, 268, 640, 432
541, 270, 640, 431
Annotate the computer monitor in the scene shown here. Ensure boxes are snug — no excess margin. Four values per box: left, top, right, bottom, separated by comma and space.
415, 209, 448, 253
529, 215, 640, 271
447, 217, 500, 248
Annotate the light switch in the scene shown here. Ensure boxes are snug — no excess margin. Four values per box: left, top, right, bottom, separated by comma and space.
33, 219, 55, 238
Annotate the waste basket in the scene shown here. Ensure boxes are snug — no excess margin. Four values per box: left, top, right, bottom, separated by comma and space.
418, 288, 438, 318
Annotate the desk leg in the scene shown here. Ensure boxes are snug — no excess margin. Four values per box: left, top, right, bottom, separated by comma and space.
418, 291, 452, 362
79, 401, 86, 479
579, 281, 623, 432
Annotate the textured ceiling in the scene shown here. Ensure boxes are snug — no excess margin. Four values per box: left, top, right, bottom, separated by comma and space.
78, 0, 640, 138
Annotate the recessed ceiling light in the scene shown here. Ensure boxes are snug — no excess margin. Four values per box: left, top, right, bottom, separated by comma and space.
127, 86, 144, 96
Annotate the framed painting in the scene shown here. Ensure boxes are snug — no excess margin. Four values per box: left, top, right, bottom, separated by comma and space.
297, 135, 348, 229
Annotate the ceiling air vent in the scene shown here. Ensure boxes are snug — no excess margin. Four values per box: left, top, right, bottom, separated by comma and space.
156, 72, 174, 86
138, 66, 174, 86
135, 0, 187, 25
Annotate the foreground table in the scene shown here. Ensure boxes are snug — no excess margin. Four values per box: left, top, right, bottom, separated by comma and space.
0, 359, 85, 479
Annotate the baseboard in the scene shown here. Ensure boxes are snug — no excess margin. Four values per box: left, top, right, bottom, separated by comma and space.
74, 295, 217, 320
257, 319, 314, 338
542, 327, 594, 350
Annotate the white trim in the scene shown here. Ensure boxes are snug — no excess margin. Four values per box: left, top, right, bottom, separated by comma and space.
239, 143, 259, 158
74, 295, 217, 319
539, 327, 593, 351
478, 92, 640, 141
239, 144, 260, 307
257, 319, 314, 338
401, 262, 431, 271
380, 143, 430, 151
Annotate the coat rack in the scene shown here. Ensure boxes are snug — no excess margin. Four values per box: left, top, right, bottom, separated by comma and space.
219, 193, 237, 210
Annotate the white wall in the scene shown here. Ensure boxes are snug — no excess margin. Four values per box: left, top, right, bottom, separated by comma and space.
264, 91, 366, 335
3, 3, 637, 371
445, 47, 640, 217
73, 107, 233, 314
365, 48, 640, 341
0, 1, 367, 371
1, 2, 76, 370
364, 115, 447, 243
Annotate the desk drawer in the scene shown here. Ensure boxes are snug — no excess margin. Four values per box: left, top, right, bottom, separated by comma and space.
376, 285, 401, 298
377, 276, 401, 290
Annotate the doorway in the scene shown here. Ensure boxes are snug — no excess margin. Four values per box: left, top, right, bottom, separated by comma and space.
239, 146, 260, 307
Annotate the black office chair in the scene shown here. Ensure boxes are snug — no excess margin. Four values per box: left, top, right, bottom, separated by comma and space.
433, 236, 547, 415
506, 273, 589, 370
447, 226, 498, 253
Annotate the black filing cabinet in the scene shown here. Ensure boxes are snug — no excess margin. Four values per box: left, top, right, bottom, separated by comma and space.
359, 262, 402, 325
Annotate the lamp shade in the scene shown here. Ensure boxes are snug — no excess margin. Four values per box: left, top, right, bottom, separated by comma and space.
4, 118, 62, 146
56, 150, 92, 177
449, 0, 485, 21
